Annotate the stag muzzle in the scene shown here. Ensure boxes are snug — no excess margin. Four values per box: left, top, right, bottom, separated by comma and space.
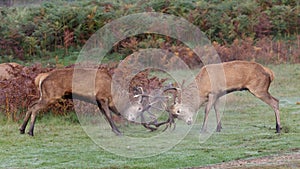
124, 107, 141, 122
127, 113, 137, 122
186, 117, 193, 125
170, 106, 194, 125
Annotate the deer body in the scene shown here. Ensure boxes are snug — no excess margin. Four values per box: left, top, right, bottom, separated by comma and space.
171, 61, 281, 133
20, 68, 122, 136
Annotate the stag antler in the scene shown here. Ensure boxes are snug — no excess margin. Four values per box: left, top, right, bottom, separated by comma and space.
151, 83, 184, 130
131, 84, 181, 132
142, 84, 180, 131
132, 87, 161, 131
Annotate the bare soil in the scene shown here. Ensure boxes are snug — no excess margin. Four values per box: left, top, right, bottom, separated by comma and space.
194, 150, 300, 169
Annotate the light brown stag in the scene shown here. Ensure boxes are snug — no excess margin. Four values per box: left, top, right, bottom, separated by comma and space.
169, 61, 281, 133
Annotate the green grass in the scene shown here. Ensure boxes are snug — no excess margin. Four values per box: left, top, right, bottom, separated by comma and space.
0, 63, 299, 168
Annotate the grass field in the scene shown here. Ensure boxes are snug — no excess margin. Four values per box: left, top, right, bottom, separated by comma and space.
0, 63, 299, 168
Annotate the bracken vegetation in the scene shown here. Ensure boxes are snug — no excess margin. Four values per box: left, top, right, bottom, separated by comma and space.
0, 0, 299, 64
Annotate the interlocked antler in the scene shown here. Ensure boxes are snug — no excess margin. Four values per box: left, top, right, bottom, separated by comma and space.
133, 87, 159, 131
134, 84, 180, 131
150, 82, 185, 131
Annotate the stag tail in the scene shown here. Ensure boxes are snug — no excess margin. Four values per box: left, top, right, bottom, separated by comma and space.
263, 66, 275, 82
34, 73, 49, 100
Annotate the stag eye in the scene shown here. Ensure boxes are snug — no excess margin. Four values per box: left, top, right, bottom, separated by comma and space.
138, 107, 142, 111
177, 110, 180, 114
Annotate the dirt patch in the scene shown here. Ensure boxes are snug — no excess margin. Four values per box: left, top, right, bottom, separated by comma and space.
192, 151, 300, 169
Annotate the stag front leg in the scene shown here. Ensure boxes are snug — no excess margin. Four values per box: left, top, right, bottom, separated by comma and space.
201, 93, 217, 133
251, 91, 281, 133
214, 98, 222, 132
97, 99, 122, 136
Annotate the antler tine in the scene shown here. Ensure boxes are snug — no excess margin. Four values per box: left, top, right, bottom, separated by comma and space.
140, 110, 158, 132
133, 93, 151, 98
137, 86, 144, 94
134, 86, 155, 98
134, 85, 179, 99
133, 86, 144, 97
162, 83, 181, 93
151, 110, 176, 131
133, 87, 153, 104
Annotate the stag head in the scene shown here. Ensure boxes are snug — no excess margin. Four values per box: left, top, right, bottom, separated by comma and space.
167, 80, 196, 125
123, 85, 178, 127
169, 102, 194, 125
122, 87, 145, 122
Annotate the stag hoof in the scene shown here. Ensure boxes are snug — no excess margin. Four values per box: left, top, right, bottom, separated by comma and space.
276, 124, 281, 133
113, 130, 122, 136
19, 129, 25, 134
216, 124, 222, 132
27, 131, 34, 136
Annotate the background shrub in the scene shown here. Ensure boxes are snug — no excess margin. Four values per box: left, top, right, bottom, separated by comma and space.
0, 0, 299, 64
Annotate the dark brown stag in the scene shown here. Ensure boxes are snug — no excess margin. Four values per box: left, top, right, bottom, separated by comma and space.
19, 68, 127, 136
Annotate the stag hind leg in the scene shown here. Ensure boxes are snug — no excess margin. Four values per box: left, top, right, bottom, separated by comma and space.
19, 108, 32, 134
20, 102, 46, 136
250, 90, 281, 133
97, 99, 122, 136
